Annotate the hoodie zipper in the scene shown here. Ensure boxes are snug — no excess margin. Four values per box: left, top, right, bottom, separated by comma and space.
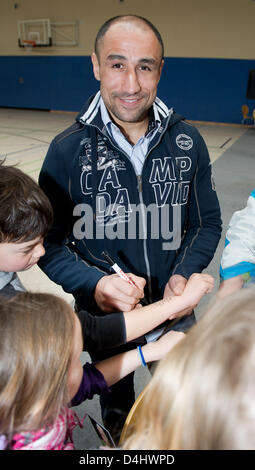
136, 174, 153, 304
85, 116, 172, 304
135, 118, 173, 304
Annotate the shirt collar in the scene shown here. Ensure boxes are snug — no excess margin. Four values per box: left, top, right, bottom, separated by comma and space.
100, 97, 161, 137
0, 271, 13, 290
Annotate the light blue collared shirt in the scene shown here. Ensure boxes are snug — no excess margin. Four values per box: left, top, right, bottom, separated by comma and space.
100, 98, 161, 175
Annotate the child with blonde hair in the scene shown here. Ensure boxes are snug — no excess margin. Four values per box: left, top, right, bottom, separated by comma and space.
123, 287, 255, 450
0, 291, 188, 450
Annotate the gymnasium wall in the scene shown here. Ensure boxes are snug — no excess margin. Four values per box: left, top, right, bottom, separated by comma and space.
0, 0, 255, 123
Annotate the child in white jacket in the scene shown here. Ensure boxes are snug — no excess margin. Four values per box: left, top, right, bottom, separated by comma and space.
219, 189, 255, 298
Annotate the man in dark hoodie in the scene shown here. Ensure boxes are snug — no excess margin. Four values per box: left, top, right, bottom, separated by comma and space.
39, 15, 222, 440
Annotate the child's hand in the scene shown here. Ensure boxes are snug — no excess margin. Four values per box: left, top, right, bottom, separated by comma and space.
143, 330, 185, 363
180, 273, 214, 309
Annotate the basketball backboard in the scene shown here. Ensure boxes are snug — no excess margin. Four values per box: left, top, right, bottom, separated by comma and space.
18, 19, 52, 47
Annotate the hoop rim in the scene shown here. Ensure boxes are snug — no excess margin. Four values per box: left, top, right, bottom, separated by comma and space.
18, 38, 52, 47
22, 40, 36, 47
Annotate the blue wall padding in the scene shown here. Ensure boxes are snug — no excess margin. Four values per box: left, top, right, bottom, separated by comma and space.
0, 55, 254, 123
159, 57, 255, 123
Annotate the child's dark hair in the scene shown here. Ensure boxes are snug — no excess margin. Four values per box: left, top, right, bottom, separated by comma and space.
0, 160, 53, 243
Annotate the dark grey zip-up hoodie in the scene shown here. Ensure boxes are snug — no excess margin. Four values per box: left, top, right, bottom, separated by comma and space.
39, 93, 222, 330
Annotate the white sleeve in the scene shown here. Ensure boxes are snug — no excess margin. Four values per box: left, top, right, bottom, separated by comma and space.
220, 190, 255, 279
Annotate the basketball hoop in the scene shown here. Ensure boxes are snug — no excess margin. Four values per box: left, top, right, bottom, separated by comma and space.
18, 19, 52, 49
22, 40, 36, 52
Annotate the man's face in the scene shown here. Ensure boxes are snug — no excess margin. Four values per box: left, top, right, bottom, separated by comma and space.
92, 21, 164, 126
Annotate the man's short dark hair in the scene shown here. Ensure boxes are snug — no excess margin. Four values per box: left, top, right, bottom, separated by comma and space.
0, 160, 53, 243
95, 15, 164, 60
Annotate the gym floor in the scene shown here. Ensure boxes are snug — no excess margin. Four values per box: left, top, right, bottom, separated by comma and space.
0, 107, 254, 448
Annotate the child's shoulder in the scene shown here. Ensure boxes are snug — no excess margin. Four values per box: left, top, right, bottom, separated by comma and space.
0, 271, 25, 298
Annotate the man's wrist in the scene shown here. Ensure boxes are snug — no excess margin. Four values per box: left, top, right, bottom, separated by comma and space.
93, 274, 107, 297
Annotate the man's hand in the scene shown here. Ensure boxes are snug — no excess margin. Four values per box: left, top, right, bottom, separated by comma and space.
175, 273, 214, 315
94, 273, 146, 313
163, 274, 187, 298
164, 273, 214, 319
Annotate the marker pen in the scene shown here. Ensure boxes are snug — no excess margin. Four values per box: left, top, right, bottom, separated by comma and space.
102, 251, 138, 288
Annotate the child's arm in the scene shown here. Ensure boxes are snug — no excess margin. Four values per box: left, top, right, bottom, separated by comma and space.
94, 329, 184, 387
71, 330, 184, 406
217, 275, 244, 299
124, 273, 214, 342
71, 273, 213, 406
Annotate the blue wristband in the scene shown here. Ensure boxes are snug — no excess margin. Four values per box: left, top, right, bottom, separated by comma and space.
137, 346, 147, 367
